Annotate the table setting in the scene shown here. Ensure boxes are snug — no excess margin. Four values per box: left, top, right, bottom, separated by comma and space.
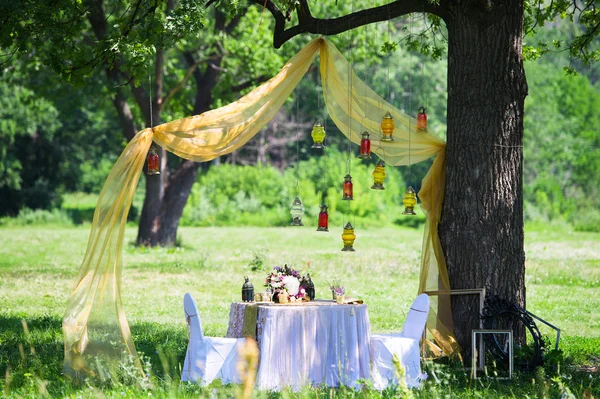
226, 265, 371, 390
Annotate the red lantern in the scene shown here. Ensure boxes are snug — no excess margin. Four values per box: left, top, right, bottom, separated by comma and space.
317, 204, 329, 232
417, 106, 427, 131
147, 147, 160, 175
358, 132, 371, 160
342, 174, 354, 200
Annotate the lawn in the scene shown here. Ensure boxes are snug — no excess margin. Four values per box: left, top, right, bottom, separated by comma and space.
0, 224, 598, 398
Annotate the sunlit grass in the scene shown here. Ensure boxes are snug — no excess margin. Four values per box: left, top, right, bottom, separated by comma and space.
1, 225, 599, 397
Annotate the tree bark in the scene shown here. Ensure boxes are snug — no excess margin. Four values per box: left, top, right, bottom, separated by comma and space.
439, 1, 528, 356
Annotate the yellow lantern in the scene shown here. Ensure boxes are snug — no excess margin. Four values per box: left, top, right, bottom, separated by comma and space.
341, 222, 356, 251
380, 111, 394, 142
311, 121, 326, 148
371, 160, 386, 190
402, 186, 418, 215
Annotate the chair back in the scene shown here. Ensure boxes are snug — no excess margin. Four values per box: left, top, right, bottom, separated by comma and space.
401, 294, 430, 340
184, 293, 204, 339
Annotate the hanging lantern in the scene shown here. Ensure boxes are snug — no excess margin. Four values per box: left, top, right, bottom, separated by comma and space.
342, 174, 354, 200
147, 147, 160, 175
290, 196, 305, 226
371, 160, 386, 190
402, 186, 418, 215
317, 204, 329, 232
417, 106, 428, 131
380, 111, 395, 142
358, 131, 371, 160
341, 222, 356, 251
304, 273, 315, 301
311, 121, 326, 148
242, 276, 254, 302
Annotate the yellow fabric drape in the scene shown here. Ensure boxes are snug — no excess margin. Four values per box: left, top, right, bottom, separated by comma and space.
63, 37, 455, 374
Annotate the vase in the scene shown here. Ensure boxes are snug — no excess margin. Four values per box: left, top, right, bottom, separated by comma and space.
336, 294, 345, 304
331, 290, 336, 300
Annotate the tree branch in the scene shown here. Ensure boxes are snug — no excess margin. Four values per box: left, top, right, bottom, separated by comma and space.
242, 0, 447, 48
230, 75, 270, 93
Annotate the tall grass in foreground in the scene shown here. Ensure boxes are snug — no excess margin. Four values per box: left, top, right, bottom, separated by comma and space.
0, 225, 598, 397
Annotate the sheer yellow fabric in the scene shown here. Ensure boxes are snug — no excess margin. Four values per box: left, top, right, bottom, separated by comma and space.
63, 37, 456, 374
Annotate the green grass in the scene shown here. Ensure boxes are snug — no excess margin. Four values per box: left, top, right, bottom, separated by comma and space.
0, 225, 599, 398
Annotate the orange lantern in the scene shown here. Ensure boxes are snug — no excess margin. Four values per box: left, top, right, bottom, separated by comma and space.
380, 111, 394, 142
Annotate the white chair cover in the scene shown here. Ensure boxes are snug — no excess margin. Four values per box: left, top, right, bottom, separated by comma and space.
181, 293, 245, 384
370, 294, 430, 389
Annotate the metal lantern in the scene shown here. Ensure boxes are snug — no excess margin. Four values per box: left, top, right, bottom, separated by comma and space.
242, 276, 254, 302
371, 160, 386, 190
342, 174, 354, 200
317, 203, 329, 232
305, 273, 315, 301
341, 222, 356, 251
417, 106, 428, 131
311, 121, 326, 148
358, 131, 371, 159
380, 111, 394, 142
402, 186, 418, 215
147, 147, 160, 175
290, 196, 305, 226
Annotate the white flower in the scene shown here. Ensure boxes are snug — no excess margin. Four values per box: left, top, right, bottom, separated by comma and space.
282, 275, 300, 296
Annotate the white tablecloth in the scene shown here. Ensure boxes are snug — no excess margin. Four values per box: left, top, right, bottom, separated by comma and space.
227, 301, 371, 391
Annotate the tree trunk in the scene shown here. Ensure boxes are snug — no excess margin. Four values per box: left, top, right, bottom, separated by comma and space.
439, 2, 528, 356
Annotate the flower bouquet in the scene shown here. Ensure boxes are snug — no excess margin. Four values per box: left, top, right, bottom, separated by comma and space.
329, 280, 345, 302
265, 264, 307, 303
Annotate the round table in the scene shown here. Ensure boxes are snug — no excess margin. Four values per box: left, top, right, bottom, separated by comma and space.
227, 300, 371, 391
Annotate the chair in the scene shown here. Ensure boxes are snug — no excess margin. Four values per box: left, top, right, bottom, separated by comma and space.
181, 293, 245, 384
370, 293, 430, 389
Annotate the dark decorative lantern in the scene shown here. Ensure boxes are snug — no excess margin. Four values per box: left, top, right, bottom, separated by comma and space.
371, 160, 386, 190
304, 273, 315, 301
341, 222, 356, 251
380, 111, 394, 142
311, 121, 326, 148
290, 196, 305, 226
342, 174, 354, 200
242, 276, 254, 302
402, 186, 417, 215
317, 204, 329, 232
417, 106, 428, 131
358, 131, 371, 160
147, 147, 160, 175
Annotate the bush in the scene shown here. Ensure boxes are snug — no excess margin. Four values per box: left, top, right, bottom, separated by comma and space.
572, 208, 600, 233
0, 208, 73, 226
181, 148, 421, 228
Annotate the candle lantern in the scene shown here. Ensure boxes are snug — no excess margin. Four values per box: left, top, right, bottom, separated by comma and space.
342, 174, 354, 200
290, 196, 305, 226
147, 147, 160, 175
317, 204, 329, 232
380, 111, 395, 142
358, 131, 371, 159
402, 186, 418, 215
371, 160, 386, 190
304, 273, 315, 301
417, 106, 427, 131
311, 121, 326, 148
341, 222, 356, 251
242, 276, 254, 302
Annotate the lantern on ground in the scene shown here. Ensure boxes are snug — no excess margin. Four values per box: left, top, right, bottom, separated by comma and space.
402, 186, 417, 215
358, 131, 371, 160
417, 106, 427, 131
290, 196, 305, 226
380, 111, 394, 142
341, 222, 356, 251
311, 121, 326, 148
305, 274, 315, 300
242, 276, 254, 302
317, 204, 329, 232
147, 147, 160, 175
342, 174, 354, 200
371, 160, 386, 190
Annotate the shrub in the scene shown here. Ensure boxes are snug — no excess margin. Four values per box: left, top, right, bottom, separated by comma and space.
572, 207, 600, 233
0, 208, 72, 226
